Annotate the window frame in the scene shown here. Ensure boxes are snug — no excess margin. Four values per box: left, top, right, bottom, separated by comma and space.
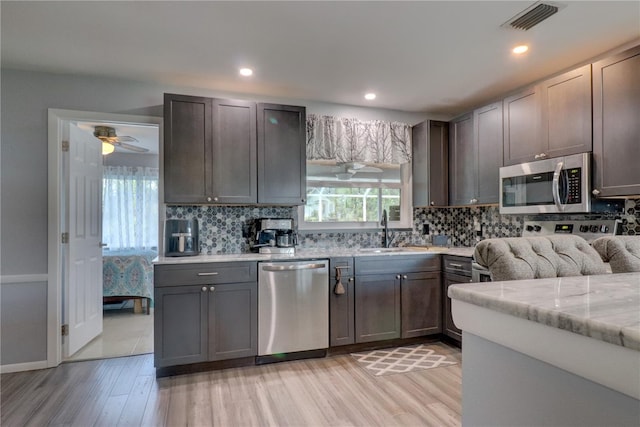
298, 162, 413, 231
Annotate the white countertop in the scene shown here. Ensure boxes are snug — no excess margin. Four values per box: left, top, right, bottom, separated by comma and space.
153, 246, 475, 265
449, 272, 640, 351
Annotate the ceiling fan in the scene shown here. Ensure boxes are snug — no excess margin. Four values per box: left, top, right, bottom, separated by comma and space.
333, 162, 383, 180
94, 125, 149, 154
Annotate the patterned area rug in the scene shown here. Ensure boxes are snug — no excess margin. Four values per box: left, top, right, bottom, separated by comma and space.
351, 344, 458, 377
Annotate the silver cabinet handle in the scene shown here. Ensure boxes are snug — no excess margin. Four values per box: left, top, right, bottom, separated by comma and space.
197, 272, 219, 276
201, 287, 207, 292
348, 278, 354, 282
592, 189, 601, 196
470, 198, 478, 204
402, 275, 408, 280
449, 263, 463, 268
262, 263, 326, 272
430, 201, 435, 206
210, 286, 215, 292
535, 153, 548, 160
213, 197, 219, 202
206, 197, 212, 202
396, 274, 401, 279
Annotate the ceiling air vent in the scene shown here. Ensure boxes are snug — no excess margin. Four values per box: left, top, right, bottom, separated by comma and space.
502, 2, 564, 31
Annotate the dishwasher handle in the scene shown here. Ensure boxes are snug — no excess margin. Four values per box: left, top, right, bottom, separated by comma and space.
261, 263, 326, 272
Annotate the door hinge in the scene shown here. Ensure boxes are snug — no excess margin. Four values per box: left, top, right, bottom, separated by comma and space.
61, 232, 69, 244
61, 324, 69, 336
61, 140, 70, 152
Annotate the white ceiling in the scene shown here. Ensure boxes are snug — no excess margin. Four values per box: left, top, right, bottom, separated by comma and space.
2, 1, 639, 117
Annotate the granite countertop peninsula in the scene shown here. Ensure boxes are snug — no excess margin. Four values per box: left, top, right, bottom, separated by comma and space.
449, 272, 640, 351
153, 245, 476, 265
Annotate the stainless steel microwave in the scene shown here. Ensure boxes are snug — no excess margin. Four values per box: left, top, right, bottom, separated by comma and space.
500, 152, 591, 214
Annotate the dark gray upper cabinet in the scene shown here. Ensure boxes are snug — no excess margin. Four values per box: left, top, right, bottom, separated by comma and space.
540, 65, 592, 159
164, 94, 306, 205
449, 103, 503, 206
211, 99, 257, 204
257, 103, 307, 205
475, 102, 503, 204
592, 45, 640, 197
503, 86, 543, 166
164, 94, 212, 204
449, 113, 475, 206
412, 120, 449, 207
504, 65, 592, 166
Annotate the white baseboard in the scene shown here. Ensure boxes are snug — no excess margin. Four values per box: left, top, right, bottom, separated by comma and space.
1, 360, 49, 374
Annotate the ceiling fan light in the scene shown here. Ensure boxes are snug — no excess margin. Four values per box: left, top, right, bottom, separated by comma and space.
102, 141, 115, 155
336, 172, 353, 180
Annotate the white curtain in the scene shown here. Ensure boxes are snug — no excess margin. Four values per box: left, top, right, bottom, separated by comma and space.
102, 166, 158, 251
306, 114, 412, 164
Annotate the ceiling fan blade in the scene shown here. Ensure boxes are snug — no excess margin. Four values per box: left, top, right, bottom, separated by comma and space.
358, 166, 383, 173
115, 135, 138, 143
115, 141, 149, 153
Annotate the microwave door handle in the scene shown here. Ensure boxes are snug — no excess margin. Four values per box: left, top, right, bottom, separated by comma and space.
552, 161, 564, 211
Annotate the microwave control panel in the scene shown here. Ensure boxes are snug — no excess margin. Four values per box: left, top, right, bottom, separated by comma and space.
565, 168, 582, 204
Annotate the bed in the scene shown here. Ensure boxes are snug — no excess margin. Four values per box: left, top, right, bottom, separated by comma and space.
102, 249, 157, 314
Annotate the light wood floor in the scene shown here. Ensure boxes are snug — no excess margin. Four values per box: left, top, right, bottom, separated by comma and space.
1, 342, 462, 427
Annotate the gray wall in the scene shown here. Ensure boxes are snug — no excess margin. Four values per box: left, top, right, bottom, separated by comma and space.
0, 68, 428, 366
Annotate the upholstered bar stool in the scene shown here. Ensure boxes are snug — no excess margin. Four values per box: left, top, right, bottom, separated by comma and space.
474, 235, 608, 281
592, 236, 640, 273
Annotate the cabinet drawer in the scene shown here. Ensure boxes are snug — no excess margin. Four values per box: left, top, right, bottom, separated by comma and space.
155, 262, 257, 287
443, 256, 472, 276
355, 255, 440, 275
330, 257, 354, 278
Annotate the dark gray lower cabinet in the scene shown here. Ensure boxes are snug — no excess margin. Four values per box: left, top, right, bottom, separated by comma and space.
401, 272, 442, 338
443, 273, 468, 343
154, 263, 257, 368
154, 285, 208, 367
353, 255, 442, 344
329, 257, 355, 347
355, 274, 401, 343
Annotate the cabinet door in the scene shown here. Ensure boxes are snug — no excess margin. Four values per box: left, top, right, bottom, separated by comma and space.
541, 65, 592, 158
449, 113, 476, 206
401, 272, 442, 338
503, 86, 543, 166
412, 120, 449, 207
154, 285, 208, 368
164, 94, 212, 203
329, 276, 355, 346
209, 282, 257, 361
592, 45, 640, 197
443, 273, 472, 343
475, 102, 503, 204
211, 99, 257, 204
355, 274, 401, 343
257, 103, 306, 205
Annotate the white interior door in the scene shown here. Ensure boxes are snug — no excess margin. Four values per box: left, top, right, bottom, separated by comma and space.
65, 123, 103, 357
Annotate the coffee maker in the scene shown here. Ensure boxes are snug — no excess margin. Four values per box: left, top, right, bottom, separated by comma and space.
164, 219, 199, 256
253, 218, 297, 254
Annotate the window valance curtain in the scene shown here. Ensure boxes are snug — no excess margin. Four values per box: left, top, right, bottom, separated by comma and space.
102, 166, 159, 251
306, 114, 412, 165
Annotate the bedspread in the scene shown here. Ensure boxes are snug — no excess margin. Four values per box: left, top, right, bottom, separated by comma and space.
102, 249, 156, 300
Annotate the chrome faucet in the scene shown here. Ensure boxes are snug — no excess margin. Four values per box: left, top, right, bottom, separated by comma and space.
381, 209, 391, 248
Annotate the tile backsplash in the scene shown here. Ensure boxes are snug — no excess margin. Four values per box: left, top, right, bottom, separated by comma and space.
166, 200, 640, 255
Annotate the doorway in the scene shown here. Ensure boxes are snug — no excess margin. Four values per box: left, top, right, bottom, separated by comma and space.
48, 109, 163, 367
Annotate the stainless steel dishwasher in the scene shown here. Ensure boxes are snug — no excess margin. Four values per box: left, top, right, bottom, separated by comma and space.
257, 260, 329, 362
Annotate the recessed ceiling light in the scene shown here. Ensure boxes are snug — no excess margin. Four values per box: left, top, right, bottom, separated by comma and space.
364, 93, 376, 100
239, 68, 253, 76
512, 45, 529, 55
